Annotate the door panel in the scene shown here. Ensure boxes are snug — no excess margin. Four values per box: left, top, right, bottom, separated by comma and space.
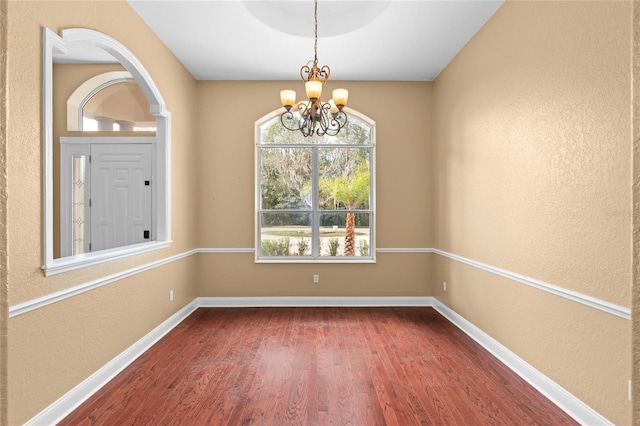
90, 144, 152, 252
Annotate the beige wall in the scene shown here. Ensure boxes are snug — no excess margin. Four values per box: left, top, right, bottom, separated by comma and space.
0, 0, 8, 423
633, 0, 640, 422
431, 1, 632, 424
195, 81, 433, 297
6, 1, 199, 424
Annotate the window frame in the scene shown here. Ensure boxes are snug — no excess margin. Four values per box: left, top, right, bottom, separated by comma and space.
255, 108, 376, 263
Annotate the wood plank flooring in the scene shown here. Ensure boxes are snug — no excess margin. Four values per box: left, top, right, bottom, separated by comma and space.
60, 307, 578, 425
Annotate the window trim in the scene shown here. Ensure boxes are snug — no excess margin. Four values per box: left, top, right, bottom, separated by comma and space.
42, 27, 171, 276
254, 107, 376, 263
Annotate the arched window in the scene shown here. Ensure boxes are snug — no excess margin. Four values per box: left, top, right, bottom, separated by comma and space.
255, 108, 376, 261
66, 71, 156, 132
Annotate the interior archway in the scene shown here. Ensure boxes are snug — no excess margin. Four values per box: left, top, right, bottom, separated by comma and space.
43, 27, 171, 275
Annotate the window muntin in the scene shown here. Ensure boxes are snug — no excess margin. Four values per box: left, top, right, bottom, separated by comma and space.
256, 113, 375, 261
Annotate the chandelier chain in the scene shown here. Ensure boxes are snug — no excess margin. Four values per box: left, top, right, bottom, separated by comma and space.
314, 0, 318, 63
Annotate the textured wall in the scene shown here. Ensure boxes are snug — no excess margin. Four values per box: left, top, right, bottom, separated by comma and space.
432, 1, 632, 423
633, 0, 640, 422
195, 81, 434, 298
433, 0, 630, 305
6, 1, 199, 423
0, 0, 8, 423
197, 252, 432, 298
433, 255, 631, 423
9, 255, 198, 424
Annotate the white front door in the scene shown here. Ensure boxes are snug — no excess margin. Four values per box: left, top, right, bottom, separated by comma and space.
90, 143, 152, 252
60, 138, 153, 256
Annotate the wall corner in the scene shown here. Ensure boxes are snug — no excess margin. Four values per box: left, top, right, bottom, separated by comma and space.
0, 0, 9, 424
632, 0, 640, 423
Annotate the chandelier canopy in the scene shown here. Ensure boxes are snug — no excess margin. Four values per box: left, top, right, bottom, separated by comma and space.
279, 0, 349, 137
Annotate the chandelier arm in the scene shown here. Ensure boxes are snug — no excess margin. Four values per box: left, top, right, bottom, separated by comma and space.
302, 116, 313, 137
322, 104, 348, 137
315, 114, 326, 137
300, 62, 312, 83
280, 111, 302, 132
297, 101, 310, 116
329, 112, 347, 136
334, 111, 348, 128
319, 65, 330, 83
317, 103, 333, 136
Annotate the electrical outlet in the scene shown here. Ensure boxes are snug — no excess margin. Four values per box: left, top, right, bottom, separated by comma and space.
169, 290, 174, 301
313, 274, 319, 283
443, 281, 447, 291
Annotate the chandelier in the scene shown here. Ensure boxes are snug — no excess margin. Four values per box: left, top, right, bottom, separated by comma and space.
279, 0, 349, 137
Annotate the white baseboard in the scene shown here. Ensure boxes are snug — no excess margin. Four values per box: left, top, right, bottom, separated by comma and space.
25, 297, 430, 425
26, 296, 610, 426
197, 295, 435, 307
25, 299, 199, 426
431, 299, 613, 426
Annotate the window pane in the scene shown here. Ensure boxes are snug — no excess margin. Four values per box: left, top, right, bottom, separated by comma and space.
260, 147, 312, 209
82, 117, 98, 131
319, 213, 371, 257
318, 148, 370, 210
260, 213, 312, 257
260, 116, 304, 144
320, 119, 371, 145
71, 155, 86, 255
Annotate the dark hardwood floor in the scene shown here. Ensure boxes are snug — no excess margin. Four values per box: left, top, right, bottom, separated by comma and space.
60, 307, 578, 425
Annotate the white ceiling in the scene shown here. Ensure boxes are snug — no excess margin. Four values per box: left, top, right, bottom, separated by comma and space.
126, 0, 504, 81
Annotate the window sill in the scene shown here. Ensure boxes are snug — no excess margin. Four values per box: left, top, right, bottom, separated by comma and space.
255, 257, 376, 264
42, 240, 171, 276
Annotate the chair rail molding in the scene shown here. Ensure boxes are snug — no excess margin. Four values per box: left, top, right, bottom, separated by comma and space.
12, 247, 630, 321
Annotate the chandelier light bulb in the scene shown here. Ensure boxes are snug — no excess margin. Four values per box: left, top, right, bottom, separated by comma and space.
280, 90, 296, 110
332, 88, 348, 110
305, 80, 323, 101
